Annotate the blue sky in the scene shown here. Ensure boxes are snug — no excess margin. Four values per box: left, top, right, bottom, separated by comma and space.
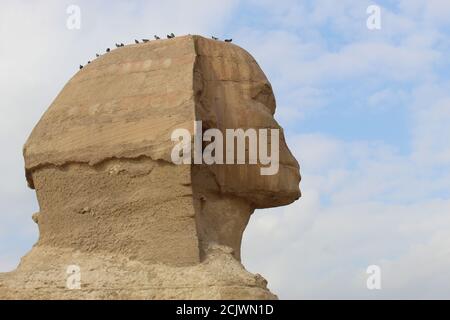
1, 0, 450, 299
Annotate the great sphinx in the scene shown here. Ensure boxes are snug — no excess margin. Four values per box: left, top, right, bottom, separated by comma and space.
0, 35, 300, 299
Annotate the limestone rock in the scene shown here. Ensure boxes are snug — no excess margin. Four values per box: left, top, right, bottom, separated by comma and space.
0, 35, 300, 299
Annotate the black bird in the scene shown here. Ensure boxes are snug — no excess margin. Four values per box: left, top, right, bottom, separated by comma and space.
106, 48, 110, 52
224, 38, 232, 43
88, 61, 91, 64
96, 53, 100, 57
142, 39, 149, 43
120, 43, 124, 47
79, 65, 83, 69
170, 32, 175, 37
154, 35, 160, 40
212, 36, 219, 40
115, 43, 120, 48
135, 39, 139, 44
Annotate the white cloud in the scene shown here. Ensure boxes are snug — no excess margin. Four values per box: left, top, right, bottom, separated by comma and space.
267, 40, 438, 85
410, 83, 450, 166
399, 0, 450, 27
243, 133, 450, 299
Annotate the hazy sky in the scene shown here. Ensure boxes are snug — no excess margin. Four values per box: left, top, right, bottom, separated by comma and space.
1, 0, 450, 299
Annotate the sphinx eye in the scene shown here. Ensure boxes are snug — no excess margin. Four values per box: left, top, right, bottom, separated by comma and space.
252, 83, 276, 114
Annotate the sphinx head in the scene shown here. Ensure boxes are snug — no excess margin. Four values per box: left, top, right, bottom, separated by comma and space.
23, 35, 300, 266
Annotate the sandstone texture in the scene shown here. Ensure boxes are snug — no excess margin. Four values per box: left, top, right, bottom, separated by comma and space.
0, 35, 301, 299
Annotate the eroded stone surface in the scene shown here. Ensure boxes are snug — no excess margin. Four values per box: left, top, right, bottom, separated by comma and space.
1, 35, 300, 299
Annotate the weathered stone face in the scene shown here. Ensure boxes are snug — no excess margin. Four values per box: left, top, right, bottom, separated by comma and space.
1, 35, 300, 299
193, 36, 301, 209
23, 35, 300, 208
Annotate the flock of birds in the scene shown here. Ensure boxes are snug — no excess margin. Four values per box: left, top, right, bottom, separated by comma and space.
79, 34, 232, 70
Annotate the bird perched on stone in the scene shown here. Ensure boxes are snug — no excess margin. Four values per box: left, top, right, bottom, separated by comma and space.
96, 53, 100, 57
135, 39, 139, 44
106, 48, 110, 52
154, 35, 160, 40
142, 39, 149, 43
212, 36, 219, 40
225, 39, 232, 43
115, 43, 120, 48
79, 65, 83, 69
